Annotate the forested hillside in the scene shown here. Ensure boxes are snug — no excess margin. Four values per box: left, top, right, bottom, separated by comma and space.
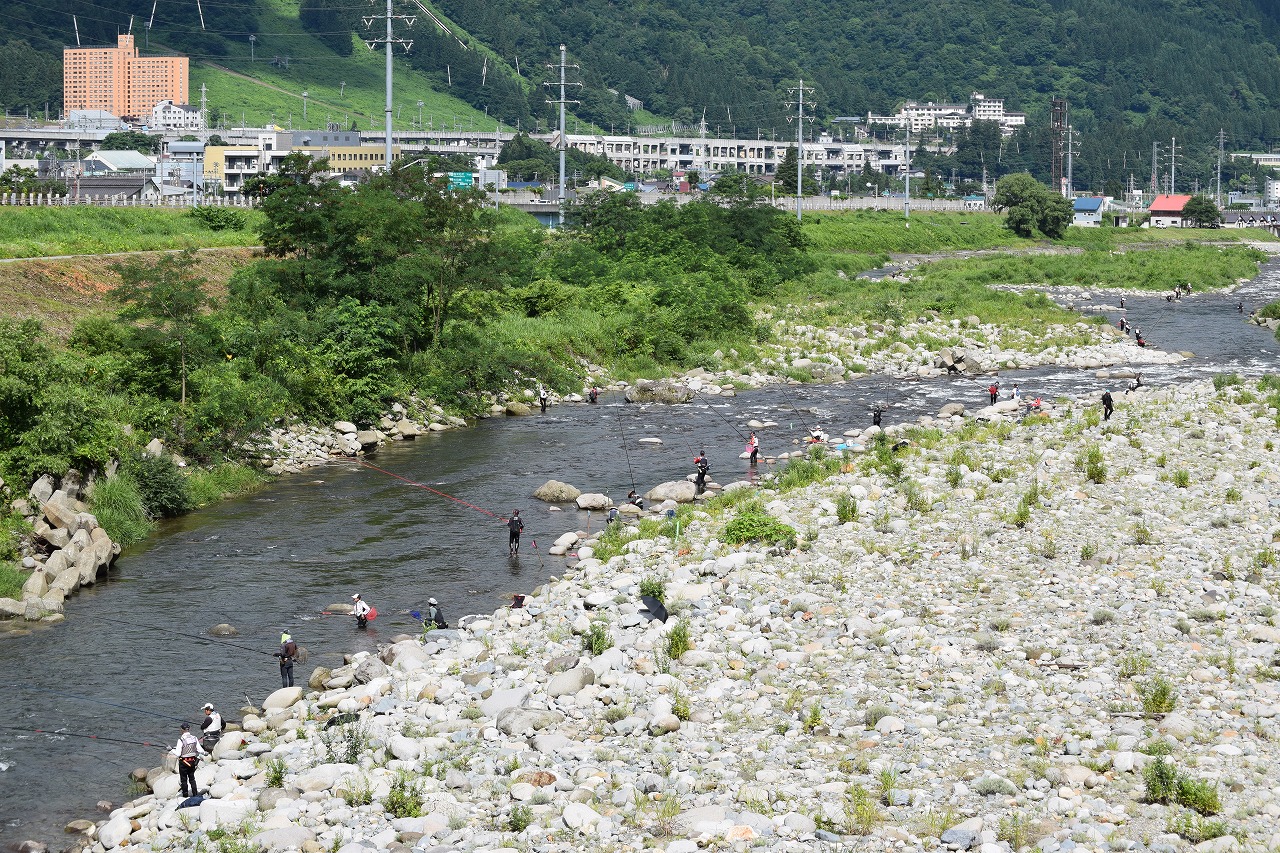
1, 0, 1278, 189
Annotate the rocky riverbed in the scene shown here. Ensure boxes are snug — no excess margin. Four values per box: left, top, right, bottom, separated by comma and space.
72, 376, 1280, 853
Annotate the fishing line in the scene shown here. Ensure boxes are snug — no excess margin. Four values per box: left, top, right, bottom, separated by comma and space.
0, 724, 172, 750
6, 685, 193, 724
690, 389, 750, 441
91, 614, 280, 658
616, 415, 637, 494
344, 458, 507, 522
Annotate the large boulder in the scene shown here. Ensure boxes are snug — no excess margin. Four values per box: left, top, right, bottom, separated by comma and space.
353, 656, 390, 684
21, 569, 49, 599
533, 480, 581, 503
645, 481, 698, 504
624, 380, 694, 405
496, 707, 564, 737
505, 402, 532, 416
575, 493, 613, 511
262, 686, 303, 710
547, 666, 595, 698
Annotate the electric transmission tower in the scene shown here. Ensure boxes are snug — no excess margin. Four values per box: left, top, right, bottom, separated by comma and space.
1216, 129, 1227, 207
1064, 124, 1080, 198
543, 44, 580, 226
363, 0, 416, 169
783, 79, 816, 221
1168, 136, 1181, 195
1051, 98, 1067, 196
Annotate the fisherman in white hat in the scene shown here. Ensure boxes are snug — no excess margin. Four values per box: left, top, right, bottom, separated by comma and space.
424, 596, 447, 629
199, 702, 224, 752
351, 593, 372, 629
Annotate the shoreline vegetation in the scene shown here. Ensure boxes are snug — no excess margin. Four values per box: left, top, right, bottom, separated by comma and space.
2, 184, 1279, 603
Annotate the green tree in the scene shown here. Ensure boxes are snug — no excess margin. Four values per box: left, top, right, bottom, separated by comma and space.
775, 146, 818, 195
101, 131, 162, 155
1182, 195, 1221, 228
111, 249, 213, 408
0, 165, 64, 194
992, 172, 1073, 238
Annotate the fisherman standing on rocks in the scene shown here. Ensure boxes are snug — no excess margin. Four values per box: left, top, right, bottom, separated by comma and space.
1102, 389, 1115, 421
538, 387, 549, 413
273, 632, 298, 687
172, 723, 206, 799
199, 703, 223, 752
747, 431, 759, 465
508, 510, 524, 555
988, 382, 999, 405
423, 597, 448, 629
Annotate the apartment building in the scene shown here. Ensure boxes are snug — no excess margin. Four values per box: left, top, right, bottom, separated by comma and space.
63, 35, 188, 122
867, 92, 1026, 136
204, 131, 400, 194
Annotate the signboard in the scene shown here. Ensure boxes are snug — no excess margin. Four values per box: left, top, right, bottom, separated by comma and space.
447, 171, 473, 190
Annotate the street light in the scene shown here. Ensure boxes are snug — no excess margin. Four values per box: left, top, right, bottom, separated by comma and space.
249, 34, 256, 61
417, 100, 424, 131
340, 82, 346, 99
302, 91, 308, 125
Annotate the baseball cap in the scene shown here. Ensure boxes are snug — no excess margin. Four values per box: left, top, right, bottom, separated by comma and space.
181, 723, 190, 730
351, 593, 360, 600
202, 703, 213, 710
428, 597, 437, 605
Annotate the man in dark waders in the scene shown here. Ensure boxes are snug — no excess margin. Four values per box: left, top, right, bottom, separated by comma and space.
1102, 389, 1114, 421
172, 723, 205, 799
508, 510, 524, 555
588, 387, 599, 404
694, 451, 710, 495
352, 594, 371, 629
273, 632, 297, 687
538, 387, 549, 413
988, 382, 999, 405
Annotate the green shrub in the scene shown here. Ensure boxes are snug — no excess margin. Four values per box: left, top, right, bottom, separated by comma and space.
724, 500, 796, 547
864, 705, 892, 729
1166, 811, 1230, 844
127, 454, 193, 518
185, 463, 268, 506
1075, 444, 1107, 484
945, 464, 962, 488
672, 689, 692, 721
382, 774, 424, 818
1171, 469, 1191, 488
584, 621, 613, 656
507, 804, 533, 832
665, 619, 692, 660
1213, 372, 1243, 391
1175, 775, 1221, 816
188, 206, 248, 232
0, 562, 26, 599
1139, 676, 1177, 715
1132, 523, 1154, 545
835, 493, 858, 523
264, 758, 286, 788
639, 576, 665, 603
1144, 756, 1179, 804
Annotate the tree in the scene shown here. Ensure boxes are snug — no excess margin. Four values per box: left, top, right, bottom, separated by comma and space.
0, 165, 65, 194
1182, 195, 1222, 228
101, 131, 162, 155
992, 172, 1073, 238
775, 146, 820, 196
111, 249, 212, 408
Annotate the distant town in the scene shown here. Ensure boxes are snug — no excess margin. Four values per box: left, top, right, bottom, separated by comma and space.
1, 34, 1279, 230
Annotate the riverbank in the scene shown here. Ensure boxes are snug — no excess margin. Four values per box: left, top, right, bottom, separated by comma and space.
71, 374, 1280, 853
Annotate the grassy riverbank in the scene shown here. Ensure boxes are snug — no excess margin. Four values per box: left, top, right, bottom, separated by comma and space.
0, 207, 263, 258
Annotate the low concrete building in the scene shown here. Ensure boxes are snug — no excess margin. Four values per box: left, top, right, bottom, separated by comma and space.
1148, 194, 1192, 228
1072, 196, 1106, 227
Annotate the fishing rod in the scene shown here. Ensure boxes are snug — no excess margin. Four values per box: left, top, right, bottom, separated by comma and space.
616, 414, 637, 494
91, 614, 279, 658
690, 389, 750, 442
345, 458, 507, 522
6, 684, 193, 724
0, 723, 172, 750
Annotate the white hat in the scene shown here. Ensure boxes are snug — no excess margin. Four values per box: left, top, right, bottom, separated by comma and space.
351, 593, 360, 600
428, 597, 437, 605
202, 702, 214, 710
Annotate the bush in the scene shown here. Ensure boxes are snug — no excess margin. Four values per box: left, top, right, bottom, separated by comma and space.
128, 454, 193, 518
584, 621, 613, 656
1139, 676, 1177, 715
1213, 372, 1243, 392
639, 576, 665, 603
835, 493, 858, 523
665, 619, 692, 660
188, 206, 248, 232
724, 500, 797, 547
1175, 775, 1221, 815
1143, 757, 1178, 804
1166, 811, 1230, 844
382, 774, 424, 818
507, 804, 533, 832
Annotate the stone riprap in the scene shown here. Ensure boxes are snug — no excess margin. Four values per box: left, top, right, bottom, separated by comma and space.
80, 377, 1280, 853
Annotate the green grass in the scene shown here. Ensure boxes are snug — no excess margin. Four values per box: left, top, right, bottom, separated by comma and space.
802, 210, 1029, 254
186, 0, 501, 133
0, 562, 25, 599
88, 474, 154, 548
913, 244, 1266, 293
1058, 226, 1280, 248
185, 463, 270, 507
0, 208, 263, 259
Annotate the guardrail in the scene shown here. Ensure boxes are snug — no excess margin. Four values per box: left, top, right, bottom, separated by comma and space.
0, 193, 256, 207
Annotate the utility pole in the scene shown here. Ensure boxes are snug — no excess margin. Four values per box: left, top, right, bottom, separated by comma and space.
1216, 129, 1226, 207
904, 122, 910, 228
1170, 136, 1180, 195
1065, 124, 1079, 198
363, 0, 416, 170
784, 78, 815, 221
543, 44, 580, 227
1150, 141, 1159, 197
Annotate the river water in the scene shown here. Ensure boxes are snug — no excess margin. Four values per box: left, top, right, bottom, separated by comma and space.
3, 263, 1280, 847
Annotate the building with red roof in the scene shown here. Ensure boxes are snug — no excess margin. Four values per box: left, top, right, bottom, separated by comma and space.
1148, 194, 1193, 228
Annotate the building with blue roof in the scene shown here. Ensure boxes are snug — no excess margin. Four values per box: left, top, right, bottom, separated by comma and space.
1072, 196, 1106, 227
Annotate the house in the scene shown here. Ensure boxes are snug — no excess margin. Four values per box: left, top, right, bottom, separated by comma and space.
962, 194, 986, 211
150, 100, 204, 132
82, 149, 157, 175
1072, 196, 1106, 227
1148, 194, 1192, 228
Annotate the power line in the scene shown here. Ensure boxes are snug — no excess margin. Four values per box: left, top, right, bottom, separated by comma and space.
783, 78, 815, 221
543, 43, 580, 226
361, 0, 416, 168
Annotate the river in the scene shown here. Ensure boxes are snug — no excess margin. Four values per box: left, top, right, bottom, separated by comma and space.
3, 262, 1279, 847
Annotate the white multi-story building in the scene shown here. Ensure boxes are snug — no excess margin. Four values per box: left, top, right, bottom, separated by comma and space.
150, 100, 204, 131
867, 92, 1026, 136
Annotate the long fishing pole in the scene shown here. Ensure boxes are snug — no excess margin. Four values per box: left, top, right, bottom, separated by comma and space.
690, 389, 749, 441
345, 458, 507, 522
616, 415, 637, 493
6, 684, 193, 723
0, 723, 173, 750
91, 614, 279, 658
